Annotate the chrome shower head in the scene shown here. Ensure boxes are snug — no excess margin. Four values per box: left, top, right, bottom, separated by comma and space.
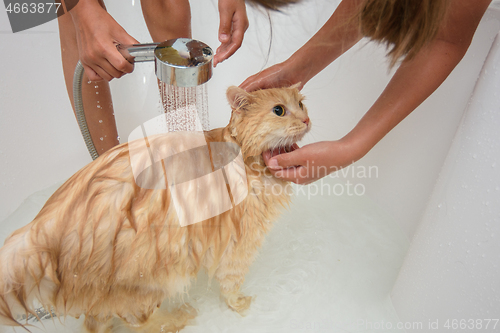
117, 38, 213, 87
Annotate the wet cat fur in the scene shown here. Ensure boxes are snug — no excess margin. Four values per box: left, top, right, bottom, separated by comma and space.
0, 85, 310, 332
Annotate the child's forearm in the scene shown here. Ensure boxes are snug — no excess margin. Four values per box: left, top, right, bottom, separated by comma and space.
343, 40, 472, 160
342, 0, 491, 158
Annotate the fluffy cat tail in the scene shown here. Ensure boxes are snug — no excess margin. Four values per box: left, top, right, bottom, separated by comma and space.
0, 224, 59, 329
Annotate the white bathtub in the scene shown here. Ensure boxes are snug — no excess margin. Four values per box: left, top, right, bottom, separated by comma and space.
0, 1, 499, 332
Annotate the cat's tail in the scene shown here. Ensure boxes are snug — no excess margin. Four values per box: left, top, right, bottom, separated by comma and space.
0, 224, 60, 329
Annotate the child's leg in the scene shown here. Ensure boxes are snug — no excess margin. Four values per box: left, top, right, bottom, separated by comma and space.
141, 0, 192, 42
57, 2, 119, 155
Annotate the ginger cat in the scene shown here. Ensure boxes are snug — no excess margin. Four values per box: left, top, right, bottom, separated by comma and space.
0, 85, 310, 332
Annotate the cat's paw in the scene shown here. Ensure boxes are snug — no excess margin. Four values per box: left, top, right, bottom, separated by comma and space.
225, 293, 252, 314
134, 304, 197, 333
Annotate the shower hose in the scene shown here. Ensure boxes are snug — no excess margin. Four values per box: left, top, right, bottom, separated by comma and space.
73, 61, 99, 160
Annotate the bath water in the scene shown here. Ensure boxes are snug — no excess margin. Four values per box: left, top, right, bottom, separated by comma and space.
0, 177, 409, 333
159, 83, 209, 132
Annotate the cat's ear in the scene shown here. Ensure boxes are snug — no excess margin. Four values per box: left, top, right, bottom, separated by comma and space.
289, 82, 302, 90
227, 86, 251, 112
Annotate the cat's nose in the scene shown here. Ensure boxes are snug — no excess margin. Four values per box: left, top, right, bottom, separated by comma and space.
302, 117, 310, 126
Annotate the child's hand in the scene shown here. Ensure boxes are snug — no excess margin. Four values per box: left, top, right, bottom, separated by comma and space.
214, 0, 249, 67
262, 140, 363, 185
70, 0, 138, 81
239, 61, 306, 92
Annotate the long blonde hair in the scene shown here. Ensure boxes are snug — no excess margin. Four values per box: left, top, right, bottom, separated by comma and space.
247, 0, 450, 65
358, 0, 450, 66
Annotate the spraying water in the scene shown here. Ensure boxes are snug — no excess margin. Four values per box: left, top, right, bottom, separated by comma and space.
159, 83, 209, 132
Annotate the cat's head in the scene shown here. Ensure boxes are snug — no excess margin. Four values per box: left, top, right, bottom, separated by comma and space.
226, 85, 310, 157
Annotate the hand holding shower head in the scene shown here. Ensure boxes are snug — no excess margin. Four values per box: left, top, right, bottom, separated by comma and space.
74, 38, 213, 160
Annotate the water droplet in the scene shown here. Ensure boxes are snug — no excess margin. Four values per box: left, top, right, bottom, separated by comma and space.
96, 92, 99, 95
117, 136, 121, 141
140, 272, 143, 278
97, 105, 101, 109
100, 137, 104, 141
74, 274, 78, 278
94, 85, 98, 89
99, 120, 103, 123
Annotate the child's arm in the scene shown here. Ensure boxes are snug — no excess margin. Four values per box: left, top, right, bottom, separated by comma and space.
262, 0, 492, 184
240, 0, 363, 91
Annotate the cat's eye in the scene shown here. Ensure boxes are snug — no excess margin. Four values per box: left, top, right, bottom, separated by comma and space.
299, 101, 304, 109
273, 105, 286, 117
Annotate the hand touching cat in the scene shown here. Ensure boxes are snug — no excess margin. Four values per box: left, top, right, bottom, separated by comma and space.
239, 60, 307, 91
263, 140, 365, 185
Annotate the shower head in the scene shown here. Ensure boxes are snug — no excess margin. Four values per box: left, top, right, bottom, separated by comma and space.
75, 38, 213, 160
117, 38, 213, 87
